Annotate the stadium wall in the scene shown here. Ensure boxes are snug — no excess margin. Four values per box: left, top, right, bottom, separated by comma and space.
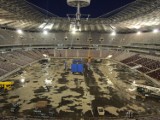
0, 29, 160, 46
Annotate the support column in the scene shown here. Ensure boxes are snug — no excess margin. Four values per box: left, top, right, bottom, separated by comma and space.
100, 49, 102, 58
77, 49, 79, 58
65, 49, 68, 58
54, 49, 56, 57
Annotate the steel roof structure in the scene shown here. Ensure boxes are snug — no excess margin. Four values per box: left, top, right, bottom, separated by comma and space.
0, 0, 160, 33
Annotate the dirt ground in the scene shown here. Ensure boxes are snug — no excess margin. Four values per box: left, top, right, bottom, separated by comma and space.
0, 58, 160, 119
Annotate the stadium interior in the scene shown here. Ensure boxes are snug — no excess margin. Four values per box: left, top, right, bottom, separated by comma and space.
0, 0, 160, 120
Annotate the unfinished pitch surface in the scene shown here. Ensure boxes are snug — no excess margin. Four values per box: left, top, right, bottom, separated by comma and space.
0, 59, 160, 118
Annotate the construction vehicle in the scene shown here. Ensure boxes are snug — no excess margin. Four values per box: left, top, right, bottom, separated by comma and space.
0, 82, 14, 90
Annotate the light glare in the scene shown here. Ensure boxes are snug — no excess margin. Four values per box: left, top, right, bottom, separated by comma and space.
44, 23, 54, 30
134, 26, 141, 29
108, 55, 113, 58
72, 27, 77, 34
21, 78, 25, 83
43, 30, 48, 35
153, 29, 159, 33
43, 54, 48, 57
137, 31, 141, 35
17, 29, 23, 34
39, 23, 47, 29
111, 31, 116, 36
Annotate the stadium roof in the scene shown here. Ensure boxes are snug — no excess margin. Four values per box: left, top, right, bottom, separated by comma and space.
0, 0, 160, 33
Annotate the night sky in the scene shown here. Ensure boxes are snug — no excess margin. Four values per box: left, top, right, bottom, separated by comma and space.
26, 0, 135, 18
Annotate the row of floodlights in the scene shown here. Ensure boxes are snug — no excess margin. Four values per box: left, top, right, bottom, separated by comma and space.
17, 29, 49, 35
16, 29, 160, 35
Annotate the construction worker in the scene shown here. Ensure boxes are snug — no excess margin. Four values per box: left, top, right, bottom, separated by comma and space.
87, 57, 91, 70
64, 60, 67, 71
